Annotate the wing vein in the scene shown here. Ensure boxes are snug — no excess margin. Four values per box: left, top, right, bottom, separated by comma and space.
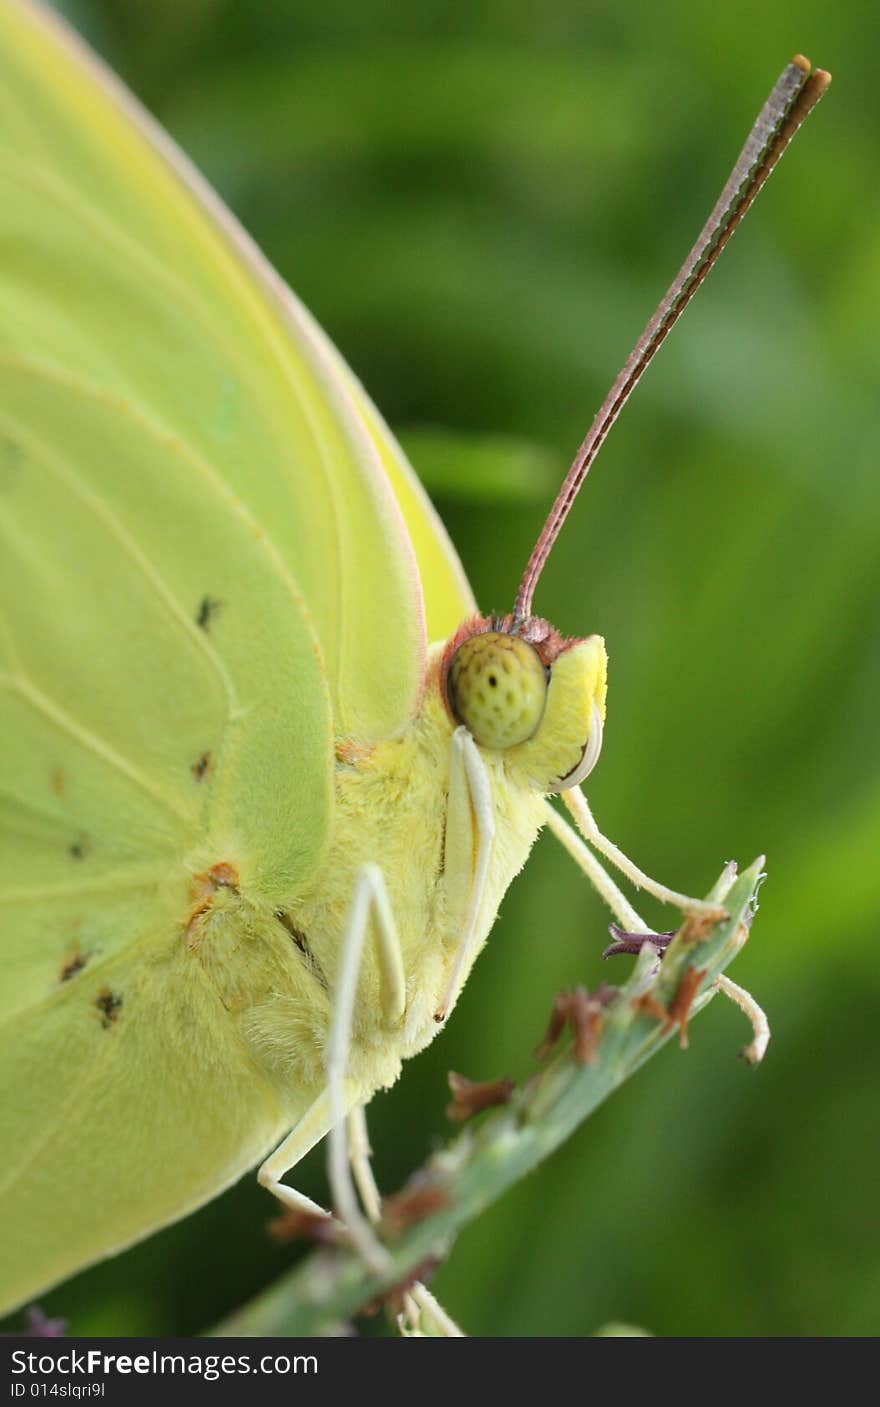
0, 389, 240, 726
0, 670, 190, 824
0, 156, 215, 320
0, 870, 166, 906
0, 152, 353, 685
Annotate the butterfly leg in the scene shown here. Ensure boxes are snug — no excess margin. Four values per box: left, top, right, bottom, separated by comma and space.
434, 727, 496, 1022
543, 799, 649, 932
347, 1104, 382, 1223
257, 1081, 359, 1218
546, 799, 739, 935
561, 785, 727, 921
259, 860, 406, 1262
398, 1284, 466, 1337
347, 1107, 465, 1336
326, 862, 406, 1274
548, 803, 768, 1050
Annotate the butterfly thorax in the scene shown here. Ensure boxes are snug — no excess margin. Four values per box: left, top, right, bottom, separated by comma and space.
187, 627, 607, 1113
279, 644, 547, 1100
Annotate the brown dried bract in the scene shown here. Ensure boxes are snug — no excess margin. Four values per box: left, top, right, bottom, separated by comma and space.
680, 910, 725, 944
381, 1183, 449, 1239
664, 966, 707, 1049
631, 991, 668, 1024
266, 1207, 338, 1247
446, 1070, 515, 1123
360, 1256, 442, 1321
536, 984, 614, 1066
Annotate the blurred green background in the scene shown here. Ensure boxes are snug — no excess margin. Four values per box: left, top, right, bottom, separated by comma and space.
12, 0, 878, 1338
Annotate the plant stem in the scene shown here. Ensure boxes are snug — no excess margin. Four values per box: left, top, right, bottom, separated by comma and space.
209, 858, 764, 1337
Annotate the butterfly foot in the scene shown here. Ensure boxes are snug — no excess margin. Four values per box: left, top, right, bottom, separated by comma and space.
446, 1070, 515, 1123
395, 1279, 465, 1338
266, 1206, 340, 1247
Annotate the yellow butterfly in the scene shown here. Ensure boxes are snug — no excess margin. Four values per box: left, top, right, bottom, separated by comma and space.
0, 0, 829, 1320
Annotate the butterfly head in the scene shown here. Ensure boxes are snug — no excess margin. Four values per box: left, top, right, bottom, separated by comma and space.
442, 59, 831, 794
442, 615, 606, 793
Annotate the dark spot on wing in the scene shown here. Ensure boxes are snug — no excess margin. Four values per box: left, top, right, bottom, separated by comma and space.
191, 751, 212, 782
60, 949, 88, 983
95, 987, 122, 1028
275, 910, 328, 989
50, 767, 65, 797
196, 596, 222, 630
69, 836, 91, 861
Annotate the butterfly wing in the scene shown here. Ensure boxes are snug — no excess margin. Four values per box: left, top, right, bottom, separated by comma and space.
0, 351, 333, 1311
0, 0, 446, 740
312, 351, 477, 641
0, 0, 470, 1311
0, 927, 319, 1317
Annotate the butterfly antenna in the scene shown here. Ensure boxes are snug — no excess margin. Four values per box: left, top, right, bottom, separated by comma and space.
513, 54, 831, 622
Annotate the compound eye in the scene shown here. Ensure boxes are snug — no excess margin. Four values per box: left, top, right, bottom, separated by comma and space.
447, 632, 548, 749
